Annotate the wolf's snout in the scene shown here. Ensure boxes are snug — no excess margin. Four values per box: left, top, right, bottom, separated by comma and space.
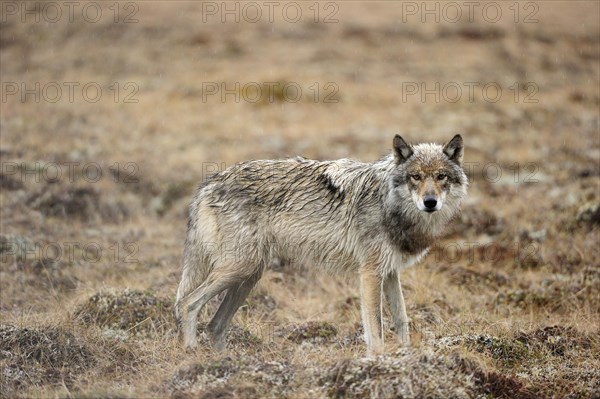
423, 196, 438, 212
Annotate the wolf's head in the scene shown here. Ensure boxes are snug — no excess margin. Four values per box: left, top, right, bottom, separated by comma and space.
387, 135, 468, 224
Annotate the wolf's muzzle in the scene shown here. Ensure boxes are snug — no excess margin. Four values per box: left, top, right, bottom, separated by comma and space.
423, 196, 438, 212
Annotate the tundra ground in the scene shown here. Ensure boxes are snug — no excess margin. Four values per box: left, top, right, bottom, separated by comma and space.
1, 2, 599, 398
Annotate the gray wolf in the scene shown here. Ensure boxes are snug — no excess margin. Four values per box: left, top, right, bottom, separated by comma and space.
175, 134, 467, 355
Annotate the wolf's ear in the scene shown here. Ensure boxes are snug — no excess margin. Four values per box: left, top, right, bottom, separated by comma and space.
443, 134, 464, 166
393, 135, 413, 164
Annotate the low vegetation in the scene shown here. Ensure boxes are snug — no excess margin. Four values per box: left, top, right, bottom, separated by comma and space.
1, 2, 598, 397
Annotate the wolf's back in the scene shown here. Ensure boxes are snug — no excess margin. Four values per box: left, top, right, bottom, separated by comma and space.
179, 157, 386, 284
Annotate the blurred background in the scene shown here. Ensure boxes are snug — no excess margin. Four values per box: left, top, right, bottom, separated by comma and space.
1, 1, 599, 398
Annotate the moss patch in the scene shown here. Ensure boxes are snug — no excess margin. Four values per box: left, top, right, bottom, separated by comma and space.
284, 321, 338, 344
167, 357, 294, 399
323, 349, 478, 399
75, 289, 174, 336
0, 324, 94, 395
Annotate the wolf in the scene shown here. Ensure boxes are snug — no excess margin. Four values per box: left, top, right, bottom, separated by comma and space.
175, 134, 467, 355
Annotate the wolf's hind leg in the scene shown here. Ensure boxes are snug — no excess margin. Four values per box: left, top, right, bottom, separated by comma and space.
207, 270, 262, 351
178, 275, 238, 349
383, 272, 410, 346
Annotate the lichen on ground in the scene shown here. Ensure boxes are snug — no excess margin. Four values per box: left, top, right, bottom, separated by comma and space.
0, 324, 94, 396
74, 289, 175, 336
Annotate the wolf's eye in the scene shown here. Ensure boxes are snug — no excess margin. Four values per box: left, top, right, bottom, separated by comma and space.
410, 174, 421, 181
437, 174, 447, 181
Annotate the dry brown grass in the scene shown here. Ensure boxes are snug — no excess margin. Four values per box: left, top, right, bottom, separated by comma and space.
1, 1, 599, 398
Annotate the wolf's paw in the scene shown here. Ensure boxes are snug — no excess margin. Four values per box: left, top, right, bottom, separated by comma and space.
182, 331, 198, 350
211, 338, 226, 352
366, 344, 385, 357
207, 331, 226, 352
183, 340, 198, 351
397, 321, 411, 346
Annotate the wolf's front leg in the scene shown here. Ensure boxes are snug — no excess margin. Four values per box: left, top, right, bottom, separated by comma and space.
359, 266, 384, 356
383, 272, 410, 346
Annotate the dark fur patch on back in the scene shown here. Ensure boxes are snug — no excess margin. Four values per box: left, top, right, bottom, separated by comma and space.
317, 173, 344, 200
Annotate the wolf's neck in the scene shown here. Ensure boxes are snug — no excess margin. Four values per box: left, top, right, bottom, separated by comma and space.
382, 207, 438, 254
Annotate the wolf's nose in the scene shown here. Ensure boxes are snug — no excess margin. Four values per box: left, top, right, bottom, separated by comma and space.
424, 197, 437, 210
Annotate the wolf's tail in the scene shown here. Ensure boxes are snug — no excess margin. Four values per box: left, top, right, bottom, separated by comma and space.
174, 220, 214, 322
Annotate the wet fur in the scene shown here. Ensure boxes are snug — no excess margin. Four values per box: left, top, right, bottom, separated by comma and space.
175, 135, 468, 355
